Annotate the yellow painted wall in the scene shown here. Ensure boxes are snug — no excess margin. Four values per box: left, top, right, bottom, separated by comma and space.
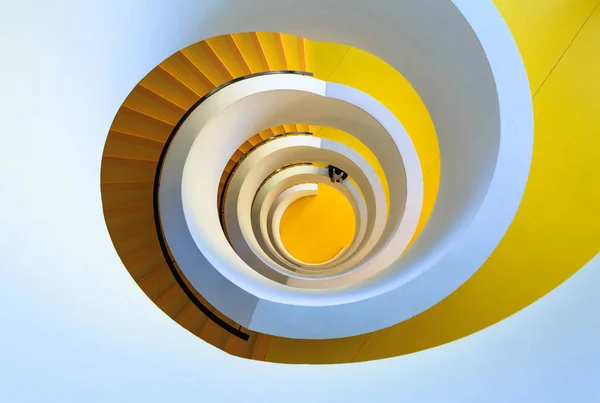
313, 127, 388, 216
312, 44, 441, 240
308, 42, 441, 242
353, 1, 600, 361
267, 40, 441, 363
265, 2, 600, 364
280, 184, 355, 264
278, 40, 440, 272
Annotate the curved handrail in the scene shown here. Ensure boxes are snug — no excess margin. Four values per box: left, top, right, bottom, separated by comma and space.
218, 132, 313, 232
153, 70, 313, 341
251, 162, 315, 206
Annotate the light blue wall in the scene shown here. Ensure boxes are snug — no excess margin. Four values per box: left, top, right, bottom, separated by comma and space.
1, 1, 599, 401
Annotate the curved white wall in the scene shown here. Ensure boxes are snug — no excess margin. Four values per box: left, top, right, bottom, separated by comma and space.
3, 0, 598, 401
199, 0, 533, 338
222, 136, 383, 278
164, 66, 528, 339
156, 74, 429, 337
145, 5, 531, 335
251, 165, 368, 272
222, 135, 384, 279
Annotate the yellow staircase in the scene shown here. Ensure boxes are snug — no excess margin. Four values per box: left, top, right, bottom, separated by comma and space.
216, 124, 312, 206
101, 32, 311, 359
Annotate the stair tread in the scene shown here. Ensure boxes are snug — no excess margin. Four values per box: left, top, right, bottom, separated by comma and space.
249, 32, 271, 71
123, 84, 186, 125
140, 66, 199, 110
161, 52, 215, 96
208, 34, 252, 77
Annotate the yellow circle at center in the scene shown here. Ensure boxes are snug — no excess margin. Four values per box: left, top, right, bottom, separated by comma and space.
279, 184, 356, 264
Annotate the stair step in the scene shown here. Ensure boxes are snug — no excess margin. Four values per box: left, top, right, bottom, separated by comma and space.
198, 320, 230, 349
108, 221, 156, 243
237, 141, 253, 154
250, 132, 267, 144
224, 159, 236, 172
155, 283, 191, 321
123, 84, 186, 125
160, 52, 215, 96
161, 292, 190, 324
184, 39, 234, 85
250, 334, 271, 361
281, 33, 302, 71
174, 302, 195, 324
103, 200, 154, 229
298, 37, 308, 71
223, 333, 250, 357
119, 245, 167, 279
228, 34, 260, 73
248, 32, 271, 72
256, 32, 286, 70
101, 156, 157, 183
139, 269, 175, 301
103, 130, 164, 161
273, 33, 289, 70
101, 180, 154, 208
112, 231, 161, 257
270, 125, 285, 136
180, 308, 209, 336
231, 149, 244, 161
104, 204, 154, 235
235, 332, 257, 359
140, 67, 199, 110
207, 35, 252, 77
111, 106, 174, 143
283, 123, 296, 133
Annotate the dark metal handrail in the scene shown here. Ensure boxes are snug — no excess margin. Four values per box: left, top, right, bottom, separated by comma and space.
153, 70, 313, 341
218, 132, 313, 232
251, 162, 315, 206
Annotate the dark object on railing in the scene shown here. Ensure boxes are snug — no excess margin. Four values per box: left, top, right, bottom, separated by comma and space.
328, 165, 348, 183
218, 131, 313, 230
153, 70, 313, 341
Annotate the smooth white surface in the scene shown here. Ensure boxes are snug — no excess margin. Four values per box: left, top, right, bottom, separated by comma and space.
160, 72, 420, 307
205, 0, 533, 338
179, 76, 423, 307
2, 1, 595, 401
223, 137, 384, 280
22, 0, 528, 341
108, 0, 528, 339
164, 70, 523, 337
223, 136, 327, 280
223, 135, 383, 278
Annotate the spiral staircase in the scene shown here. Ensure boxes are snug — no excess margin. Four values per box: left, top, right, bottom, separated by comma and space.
3, 0, 600, 400
99, 6, 598, 364
100, 31, 435, 361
